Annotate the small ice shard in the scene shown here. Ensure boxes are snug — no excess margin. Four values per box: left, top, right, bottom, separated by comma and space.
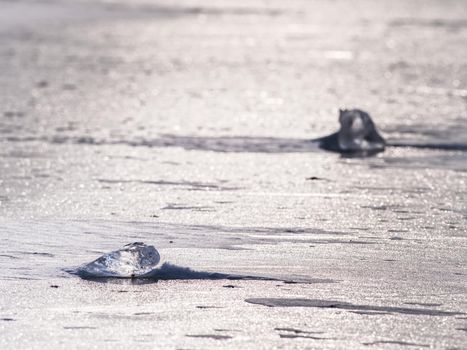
316, 109, 386, 154
77, 242, 160, 278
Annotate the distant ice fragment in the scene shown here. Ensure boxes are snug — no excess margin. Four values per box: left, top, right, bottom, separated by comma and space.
337, 109, 386, 152
77, 242, 160, 278
316, 109, 386, 155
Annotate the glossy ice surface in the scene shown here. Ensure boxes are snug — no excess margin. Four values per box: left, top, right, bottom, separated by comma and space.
0, 0, 466, 349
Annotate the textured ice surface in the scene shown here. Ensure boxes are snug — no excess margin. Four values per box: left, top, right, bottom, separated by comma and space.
77, 242, 160, 278
0, 0, 466, 348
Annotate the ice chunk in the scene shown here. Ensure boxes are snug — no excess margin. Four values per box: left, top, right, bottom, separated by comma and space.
72, 243, 304, 283
316, 109, 386, 154
77, 242, 160, 278
337, 109, 386, 152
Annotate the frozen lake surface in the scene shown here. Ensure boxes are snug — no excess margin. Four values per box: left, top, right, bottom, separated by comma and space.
0, 0, 466, 348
